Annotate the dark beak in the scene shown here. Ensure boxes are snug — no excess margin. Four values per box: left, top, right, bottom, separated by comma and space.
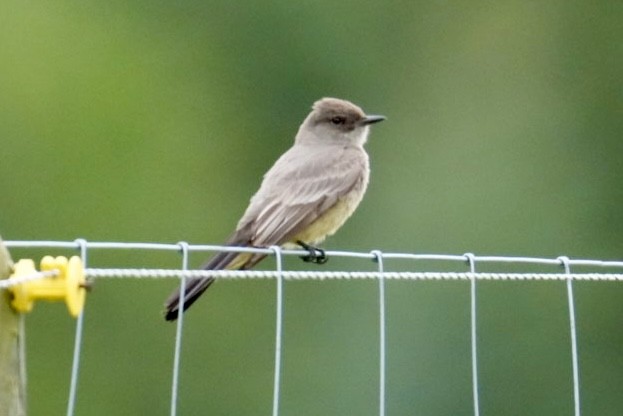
361, 114, 386, 125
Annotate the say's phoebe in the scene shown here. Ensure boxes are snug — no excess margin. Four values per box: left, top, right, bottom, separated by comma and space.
164, 97, 385, 320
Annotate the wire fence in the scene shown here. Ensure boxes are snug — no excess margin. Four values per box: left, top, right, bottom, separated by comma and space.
4, 239, 623, 416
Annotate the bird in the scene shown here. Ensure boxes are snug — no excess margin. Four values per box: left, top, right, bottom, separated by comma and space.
164, 97, 385, 320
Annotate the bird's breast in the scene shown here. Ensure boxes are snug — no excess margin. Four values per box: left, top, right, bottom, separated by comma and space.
290, 171, 369, 246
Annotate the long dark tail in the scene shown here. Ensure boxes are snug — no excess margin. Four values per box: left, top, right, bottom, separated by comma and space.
164, 275, 216, 321
163, 247, 266, 321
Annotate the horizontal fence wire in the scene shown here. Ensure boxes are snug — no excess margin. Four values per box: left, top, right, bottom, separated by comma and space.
5, 240, 623, 278
5, 269, 623, 287
84, 269, 623, 281
0, 270, 57, 288
3, 239, 623, 416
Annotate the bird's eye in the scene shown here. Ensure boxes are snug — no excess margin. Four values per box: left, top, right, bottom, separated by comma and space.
330, 116, 346, 125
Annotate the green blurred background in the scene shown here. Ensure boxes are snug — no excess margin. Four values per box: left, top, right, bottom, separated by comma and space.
1, 1, 622, 415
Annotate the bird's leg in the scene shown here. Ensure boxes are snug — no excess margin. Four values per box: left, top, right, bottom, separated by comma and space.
297, 240, 328, 264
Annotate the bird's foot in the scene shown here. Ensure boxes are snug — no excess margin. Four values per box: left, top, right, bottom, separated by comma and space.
297, 240, 328, 265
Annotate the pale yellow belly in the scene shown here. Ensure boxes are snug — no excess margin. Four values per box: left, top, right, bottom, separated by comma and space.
289, 190, 364, 246
226, 197, 360, 268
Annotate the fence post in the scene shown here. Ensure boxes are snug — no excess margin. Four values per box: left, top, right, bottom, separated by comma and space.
0, 237, 27, 415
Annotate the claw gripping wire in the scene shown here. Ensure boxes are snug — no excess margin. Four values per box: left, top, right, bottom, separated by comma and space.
8, 256, 87, 317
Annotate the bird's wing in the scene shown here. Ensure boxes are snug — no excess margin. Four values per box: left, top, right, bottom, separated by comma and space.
233, 143, 368, 248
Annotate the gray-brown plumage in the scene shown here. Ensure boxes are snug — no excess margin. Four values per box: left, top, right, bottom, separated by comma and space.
164, 97, 385, 320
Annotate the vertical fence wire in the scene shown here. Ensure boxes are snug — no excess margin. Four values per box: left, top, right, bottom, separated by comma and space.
271, 246, 284, 416
170, 242, 189, 416
465, 253, 480, 416
66, 239, 88, 416
559, 256, 581, 416
371, 250, 386, 416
